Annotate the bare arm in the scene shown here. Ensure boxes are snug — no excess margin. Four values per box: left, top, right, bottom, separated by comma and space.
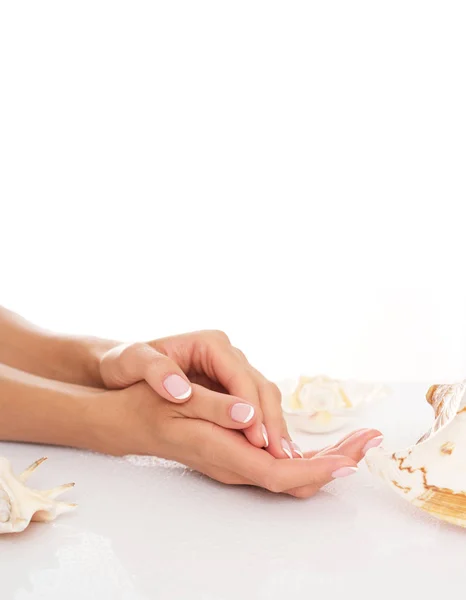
0, 362, 105, 449
0, 306, 118, 387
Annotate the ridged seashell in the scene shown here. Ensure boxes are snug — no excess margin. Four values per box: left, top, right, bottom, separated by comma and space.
279, 375, 388, 433
365, 381, 466, 527
0, 457, 76, 534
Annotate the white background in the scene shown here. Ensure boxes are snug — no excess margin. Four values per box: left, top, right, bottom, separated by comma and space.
1, 1, 465, 383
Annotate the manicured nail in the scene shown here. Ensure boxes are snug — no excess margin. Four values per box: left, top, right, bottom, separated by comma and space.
362, 435, 384, 455
290, 441, 304, 458
281, 438, 293, 459
230, 403, 255, 423
262, 424, 269, 448
332, 466, 358, 478
163, 374, 192, 400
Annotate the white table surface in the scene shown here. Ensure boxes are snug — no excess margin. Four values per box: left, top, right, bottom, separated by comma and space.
1, 383, 464, 600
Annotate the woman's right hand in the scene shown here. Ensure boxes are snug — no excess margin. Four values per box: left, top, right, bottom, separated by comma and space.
99, 331, 302, 459
90, 382, 383, 498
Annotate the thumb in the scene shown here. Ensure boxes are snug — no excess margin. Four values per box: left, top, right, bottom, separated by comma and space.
100, 342, 193, 403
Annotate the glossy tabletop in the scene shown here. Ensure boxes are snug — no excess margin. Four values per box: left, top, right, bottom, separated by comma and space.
1, 383, 464, 600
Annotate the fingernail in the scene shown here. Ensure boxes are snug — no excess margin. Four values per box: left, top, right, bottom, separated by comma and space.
362, 435, 384, 455
281, 438, 293, 459
262, 424, 269, 447
163, 374, 192, 400
332, 466, 358, 478
230, 403, 255, 423
290, 441, 304, 458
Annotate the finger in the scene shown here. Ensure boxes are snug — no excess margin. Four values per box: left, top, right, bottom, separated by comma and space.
198, 342, 267, 449
302, 428, 372, 458
286, 429, 382, 498
100, 343, 193, 403
170, 419, 358, 493
284, 452, 362, 498
248, 367, 298, 459
262, 454, 358, 492
174, 384, 258, 430
186, 429, 378, 496
317, 428, 383, 462
198, 455, 359, 498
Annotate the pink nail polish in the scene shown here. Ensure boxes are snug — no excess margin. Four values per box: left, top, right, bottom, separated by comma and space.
230, 403, 255, 423
281, 438, 293, 459
290, 442, 304, 458
262, 424, 269, 448
163, 374, 192, 400
362, 435, 384, 455
332, 466, 358, 478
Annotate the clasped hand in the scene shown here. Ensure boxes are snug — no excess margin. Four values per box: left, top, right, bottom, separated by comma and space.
96, 330, 382, 498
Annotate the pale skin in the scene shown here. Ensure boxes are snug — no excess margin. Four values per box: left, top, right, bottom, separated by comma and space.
0, 306, 383, 497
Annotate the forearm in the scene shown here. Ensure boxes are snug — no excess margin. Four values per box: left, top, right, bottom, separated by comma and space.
0, 362, 107, 449
0, 306, 119, 386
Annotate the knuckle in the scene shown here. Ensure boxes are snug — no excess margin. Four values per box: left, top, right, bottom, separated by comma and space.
233, 347, 248, 361
126, 342, 154, 362
261, 381, 282, 403
220, 369, 242, 391
140, 349, 172, 372
269, 381, 282, 397
115, 342, 151, 378
130, 341, 148, 352
207, 329, 231, 345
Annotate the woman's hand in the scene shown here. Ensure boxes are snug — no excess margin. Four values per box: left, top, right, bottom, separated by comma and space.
92, 381, 383, 498
0, 360, 383, 499
100, 331, 300, 459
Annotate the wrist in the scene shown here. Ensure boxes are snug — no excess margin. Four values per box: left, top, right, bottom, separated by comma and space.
83, 389, 124, 455
84, 386, 148, 456
46, 334, 120, 388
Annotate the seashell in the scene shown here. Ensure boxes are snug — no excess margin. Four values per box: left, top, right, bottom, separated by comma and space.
279, 375, 388, 433
365, 381, 466, 527
0, 456, 76, 534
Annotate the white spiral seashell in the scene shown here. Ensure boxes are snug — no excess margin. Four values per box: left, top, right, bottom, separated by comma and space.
366, 381, 466, 528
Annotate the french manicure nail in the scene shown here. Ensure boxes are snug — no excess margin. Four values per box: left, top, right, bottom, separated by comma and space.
262, 424, 269, 448
290, 441, 304, 458
281, 438, 293, 459
362, 435, 384, 455
230, 403, 255, 423
332, 466, 358, 478
163, 374, 192, 400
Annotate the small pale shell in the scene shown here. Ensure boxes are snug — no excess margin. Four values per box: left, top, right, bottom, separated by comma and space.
279, 375, 388, 433
366, 380, 466, 528
0, 456, 76, 534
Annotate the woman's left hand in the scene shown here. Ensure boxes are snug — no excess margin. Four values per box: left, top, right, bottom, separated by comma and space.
99, 330, 300, 459
91, 380, 383, 499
